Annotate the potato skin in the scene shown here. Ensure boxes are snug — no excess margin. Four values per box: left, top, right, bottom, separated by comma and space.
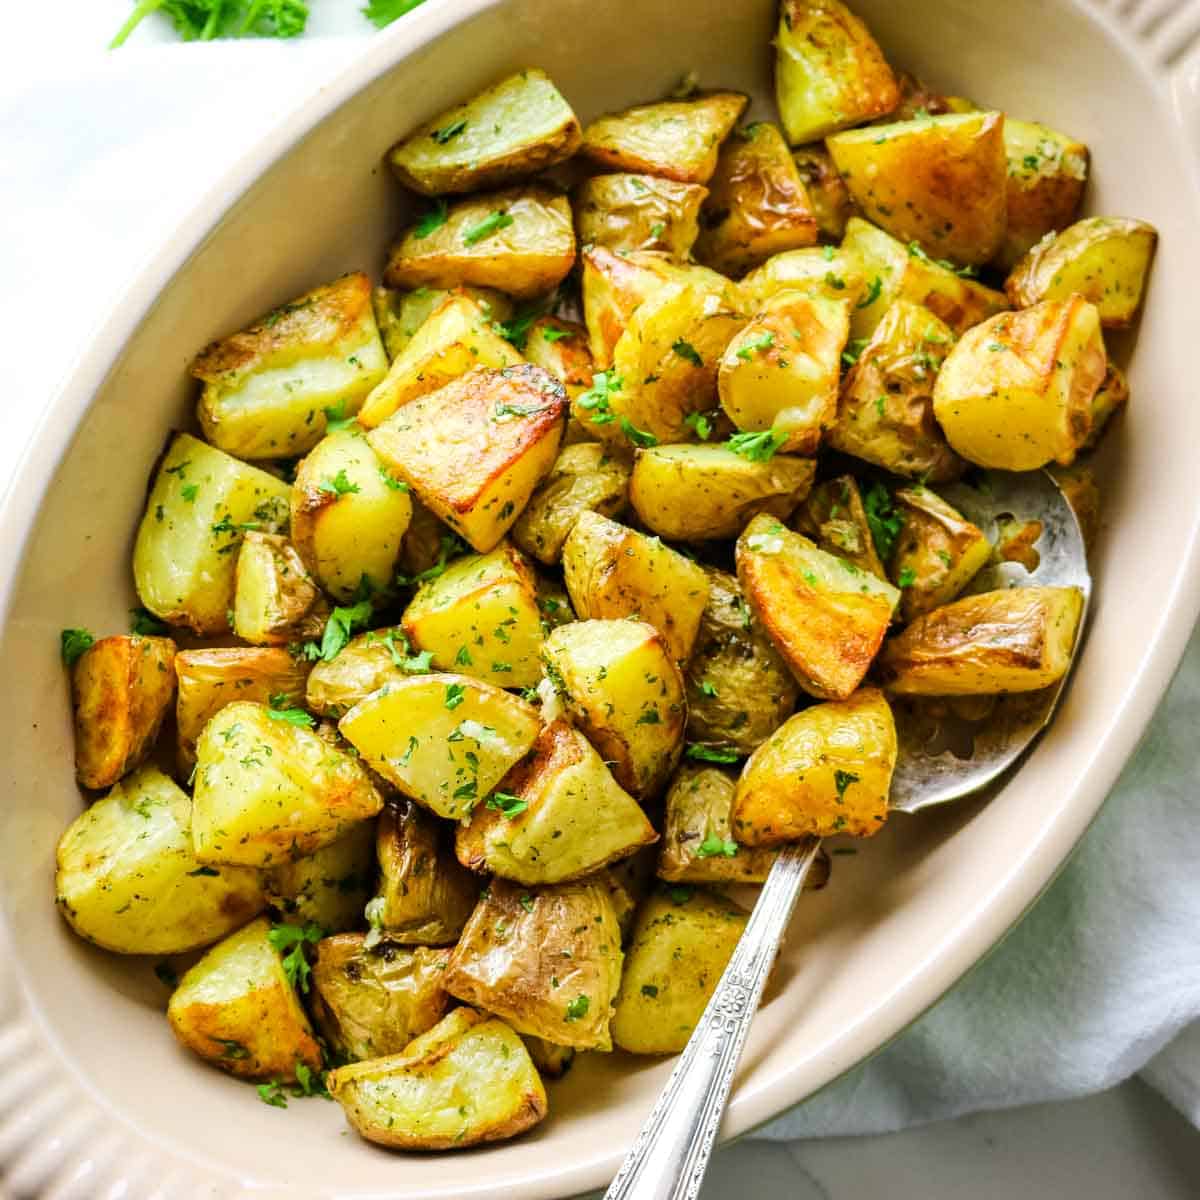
265, 820, 377, 934
233, 533, 327, 646
792, 144, 856, 240
731, 688, 897, 844
580, 244, 677, 371
740, 245, 866, 309
372, 284, 514, 362
304, 626, 414, 719
1082, 363, 1130, 451
71, 634, 175, 790
792, 475, 887, 579
521, 316, 595, 401
575, 173, 706, 259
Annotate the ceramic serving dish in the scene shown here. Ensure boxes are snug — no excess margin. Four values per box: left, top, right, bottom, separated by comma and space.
1, 0, 1198, 1196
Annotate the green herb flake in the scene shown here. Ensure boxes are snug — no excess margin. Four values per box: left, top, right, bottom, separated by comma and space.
412, 199, 449, 239
684, 743, 740, 764
60, 628, 94, 667
620, 417, 658, 448
897, 567, 917, 588
684, 410, 713, 440
318, 468, 360, 497
267, 921, 324, 994
696, 832, 738, 858
857, 275, 883, 309
444, 682, 466, 710
862, 482, 904, 561
727, 429, 787, 463
564, 994, 590, 1022
267, 693, 316, 727
130, 607, 168, 636
672, 339, 703, 367
736, 332, 775, 360
430, 118, 467, 144
486, 791, 528, 818
834, 770, 859, 803
462, 210, 515, 247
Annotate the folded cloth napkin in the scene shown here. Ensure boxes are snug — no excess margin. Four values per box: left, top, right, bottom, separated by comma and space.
2, 2, 1198, 1145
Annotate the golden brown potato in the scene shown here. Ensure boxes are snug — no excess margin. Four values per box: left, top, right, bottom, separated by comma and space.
580, 91, 748, 184
396, 498, 457, 582
193, 272, 388, 460
611, 888, 747, 1055
167, 916, 323, 1081
387, 68, 580, 195
575, 173, 706, 259
562, 511, 710, 662
444, 878, 624, 1050
739, 245, 867, 308
304, 626, 419, 719
886, 71, 977, 121
367, 364, 566, 554
311, 934, 451, 1063
932, 295, 1107, 470
828, 112, 1008, 266
736, 513, 899, 701
233, 533, 327, 646
371, 284, 514, 361
792, 144, 856, 240
371, 802, 480, 944
684, 566, 799, 756
828, 299, 962, 481
732, 688, 897, 844
71, 634, 175, 790
384, 186, 576, 300
774, 0, 900, 145
521, 316, 595, 400
542, 618, 686, 799
55, 765, 266, 955
580, 244, 676, 370
878, 586, 1085, 695
1005, 216, 1158, 329
1082, 363, 1130, 450
1052, 465, 1101, 552
695, 121, 818, 276
456, 720, 657, 885
328, 1008, 547, 1150
264, 820, 376, 933
792, 475, 887, 578
522, 1036, 576, 1079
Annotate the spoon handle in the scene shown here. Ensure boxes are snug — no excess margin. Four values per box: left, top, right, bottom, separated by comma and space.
602, 838, 823, 1200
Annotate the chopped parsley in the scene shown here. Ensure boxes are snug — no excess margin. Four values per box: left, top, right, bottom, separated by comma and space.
323, 400, 359, 433
542, 326, 572, 343
362, 0, 430, 28
309, 597, 374, 662
486, 791, 528, 818
430, 118, 467, 144
267, 693, 315, 727
576, 371, 622, 426
564, 994, 590, 1022
684, 410, 713, 440
696, 832, 738, 858
412, 199, 449, 239
699, 680, 718, 698
684, 743, 740, 764
444, 682, 466, 710
130, 607, 168, 636
267, 921, 324, 994
672, 339, 703, 367
862, 482, 904, 561
396, 532, 468, 587
897, 567, 917, 588
834, 770, 859, 803
462, 210, 515, 246
620, 417, 658, 448
60, 628, 94, 667
727, 429, 787, 463
736, 332, 775, 360
857, 275, 883, 309
257, 1081, 289, 1109
317, 468, 360, 497
378, 466, 408, 492
641, 984, 659, 998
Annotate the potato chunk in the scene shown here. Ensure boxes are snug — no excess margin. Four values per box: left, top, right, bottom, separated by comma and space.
402, 542, 544, 687
1005, 216, 1158, 329
456, 720, 658, 885
740, 245, 867, 308
339, 674, 540, 820
193, 701, 384, 868
328, 1008, 547, 1149
521, 317, 595, 403
932, 295, 1107, 470
167, 916, 323, 1081
387, 68, 580, 196
695, 121, 818, 275
792, 475, 886, 578
575, 173, 706, 259
265, 820, 376, 933
55, 765, 266, 955
562, 511, 710, 662
541, 618, 685, 799
829, 299, 962, 481
792, 144, 857, 240
444, 878, 623, 1050
71, 634, 175, 790
372, 284, 514, 362
828, 112, 1008, 266
522, 1037, 575, 1079
303, 626, 420, 719
384, 186, 575, 300
193, 272, 388, 460
368, 364, 566, 553
775, 0, 900, 145
1083, 363, 1129, 450
732, 689, 896, 844
736, 513, 899, 700
580, 244, 677, 370
580, 91, 748, 183
611, 889, 747, 1055
133, 434, 291, 635
234, 533, 327, 646
630, 444, 815, 543
878, 586, 1085, 695
718, 291, 849, 453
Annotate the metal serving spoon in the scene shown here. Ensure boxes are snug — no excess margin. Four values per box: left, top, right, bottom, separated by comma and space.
603, 468, 1091, 1200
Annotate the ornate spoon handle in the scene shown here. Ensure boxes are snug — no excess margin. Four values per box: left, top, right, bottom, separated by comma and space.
603, 838, 823, 1200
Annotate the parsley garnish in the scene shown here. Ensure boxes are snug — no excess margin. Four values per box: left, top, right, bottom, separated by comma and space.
267, 693, 315, 727
463, 210, 515, 246
430, 118, 467, 144
318, 469, 360, 497
736, 332, 774, 360
323, 400, 359, 433
412, 199, 448, 239
267, 921, 323, 994
444, 682, 466, 710
897, 567, 917, 588
862, 482, 904, 561
257, 1081, 289, 1108
696, 832, 738, 858
111, 0, 310, 48
60, 628, 94, 666
834, 770, 859, 802
727, 429, 787, 463
130, 607, 168, 636
542, 326, 572, 343
641, 984, 659, 998
487, 791, 528, 817
857, 275, 883, 309
379, 466, 408, 492
620, 417, 658, 448
577, 371, 622, 425
684, 410, 713, 440
684, 743, 740, 764
396, 533, 467, 587
672, 339, 703, 367
699, 680, 718, 698
362, 0, 430, 28
564, 994, 590, 1022
312, 598, 374, 662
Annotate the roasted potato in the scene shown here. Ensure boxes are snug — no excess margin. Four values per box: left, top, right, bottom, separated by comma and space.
1052, 465, 1101, 551
792, 475, 886, 578
827, 112, 1008, 267
829, 299, 962, 481
358, 293, 523, 429
372, 284, 514, 362
580, 244, 676, 370
328, 1008, 547, 1149
890, 486, 992, 621
167, 915, 323, 1081
55, 765, 266, 955
736, 513, 899, 700
579, 91, 748, 183
304, 626, 420, 719
522, 1037, 576, 1079
371, 802, 480, 944
888, 70, 977, 121
233, 533, 327, 646
610, 888, 747, 1055
521, 316, 595, 409
384, 186, 576, 300
338, 674, 541, 820
264, 819, 377, 933
562, 511, 710, 662
932, 295, 1107, 470
133, 434, 291, 635
792, 144, 856, 240
542, 618, 686, 799
683, 566, 799, 756
402, 542, 545, 688
630, 444, 816, 542
774, 0, 900, 145
575, 173, 706, 259
192, 701, 384, 868
456, 720, 657, 885
731, 688, 896, 843
1005, 216, 1158, 329
193, 272, 388, 460
444, 878, 624, 1050
387, 68, 581, 196
1082, 363, 1129, 450
312, 934, 450, 1063
695, 121, 818, 275
71, 634, 175, 790
718, 290, 849, 454
878, 586, 1085, 695
367, 364, 566, 553
740, 245, 866, 308
511, 443, 630, 564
